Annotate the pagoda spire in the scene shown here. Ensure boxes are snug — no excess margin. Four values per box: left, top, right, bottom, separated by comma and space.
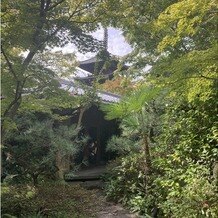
103, 28, 108, 51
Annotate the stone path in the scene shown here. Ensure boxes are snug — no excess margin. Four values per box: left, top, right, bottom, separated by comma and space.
96, 201, 139, 218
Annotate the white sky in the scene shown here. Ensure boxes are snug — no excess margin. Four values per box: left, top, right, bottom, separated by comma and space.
60, 27, 132, 61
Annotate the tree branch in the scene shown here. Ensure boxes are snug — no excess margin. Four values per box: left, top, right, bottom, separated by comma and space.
22, 0, 50, 68
48, 0, 65, 11
22, 51, 38, 68
1, 45, 18, 80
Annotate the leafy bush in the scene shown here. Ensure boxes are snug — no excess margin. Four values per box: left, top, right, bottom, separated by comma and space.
1, 184, 38, 217
105, 155, 218, 217
152, 95, 218, 217
157, 164, 218, 217
105, 153, 159, 215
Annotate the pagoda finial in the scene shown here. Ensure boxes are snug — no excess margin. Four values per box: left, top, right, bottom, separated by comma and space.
103, 28, 108, 51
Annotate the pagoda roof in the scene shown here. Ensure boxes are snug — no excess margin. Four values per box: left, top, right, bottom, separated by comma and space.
57, 54, 124, 103
59, 78, 121, 103
79, 54, 118, 67
75, 67, 92, 77
79, 56, 99, 65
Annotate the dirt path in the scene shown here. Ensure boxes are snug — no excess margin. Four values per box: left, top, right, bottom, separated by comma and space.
96, 201, 139, 218
68, 180, 139, 217
67, 166, 140, 218
82, 181, 139, 218
88, 188, 139, 218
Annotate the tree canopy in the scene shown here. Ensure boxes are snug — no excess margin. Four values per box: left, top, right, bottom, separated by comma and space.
1, 0, 107, 129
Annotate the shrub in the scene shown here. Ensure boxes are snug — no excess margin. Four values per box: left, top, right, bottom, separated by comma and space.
158, 165, 218, 217
104, 154, 218, 217
1, 184, 38, 217
3, 111, 87, 184
104, 153, 159, 215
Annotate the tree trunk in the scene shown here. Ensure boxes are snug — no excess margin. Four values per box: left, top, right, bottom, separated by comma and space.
32, 173, 39, 186
76, 107, 86, 129
143, 133, 151, 173
96, 126, 101, 163
3, 98, 21, 119
55, 151, 71, 180
55, 150, 64, 180
57, 106, 87, 176
139, 109, 152, 173
1, 49, 37, 137
1, 98, 22, 140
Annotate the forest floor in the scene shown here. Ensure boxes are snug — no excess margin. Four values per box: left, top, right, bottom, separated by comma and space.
2, 164, 138, 218
2, 181, 139, 218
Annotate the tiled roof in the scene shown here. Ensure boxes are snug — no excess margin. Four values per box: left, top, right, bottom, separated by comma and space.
60, 67, 92, 81
79, 56, 99, 65
97, 91, 121, 103
59, 79, 121, 103
74, 67, 92, 77
79, 55, 117, 66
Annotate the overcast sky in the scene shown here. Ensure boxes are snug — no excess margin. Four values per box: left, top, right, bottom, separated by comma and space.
60, 27, 132, 61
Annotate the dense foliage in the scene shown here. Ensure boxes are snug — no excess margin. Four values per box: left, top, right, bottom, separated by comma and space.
104, 87, 218, 217
1, 0, 218, 217
2, 111, 87, 185
102, 0, 218, 217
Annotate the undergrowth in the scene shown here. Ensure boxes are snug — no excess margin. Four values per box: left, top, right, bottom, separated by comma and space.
1, 182, 102, 218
